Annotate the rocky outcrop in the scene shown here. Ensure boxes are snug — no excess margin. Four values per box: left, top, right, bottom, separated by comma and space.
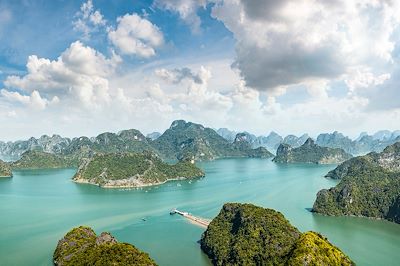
200, 203, 354, 266
313, 142, 400, 223
53, 226, 157, 266
273, 138, 352, 164
0, 159, 12, 177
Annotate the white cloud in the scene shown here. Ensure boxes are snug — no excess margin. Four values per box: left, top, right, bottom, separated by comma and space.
153, 0, 207, 33
3, 41, 121, 109
73, 0, 106, 38
0, 89, 58, 110
108, 13, 164, 58
155, 67, 205, 84
209, 0, 400, 94
345, 68, 391, 92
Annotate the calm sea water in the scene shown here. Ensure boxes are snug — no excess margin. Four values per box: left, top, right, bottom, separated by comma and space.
1, 158, 399, 266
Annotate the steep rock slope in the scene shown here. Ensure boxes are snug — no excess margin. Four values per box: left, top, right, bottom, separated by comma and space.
313, 142, 400, 223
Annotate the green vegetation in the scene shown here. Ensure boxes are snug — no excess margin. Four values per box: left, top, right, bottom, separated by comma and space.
313, 142, 400, 224
73, 152, 205, 187
0, 159, 12, 177
53, 226, 157, 266
153, 120, 274, 161
200, 203, 353, 266
273, 138, 352, 164
287, 232, 354, 266
11, 150, 78, 169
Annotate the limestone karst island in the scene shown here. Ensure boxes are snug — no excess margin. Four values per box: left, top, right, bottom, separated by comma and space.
1, 1, 400, 265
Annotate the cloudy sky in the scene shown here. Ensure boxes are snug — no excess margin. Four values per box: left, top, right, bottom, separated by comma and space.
0, 0, 399, 140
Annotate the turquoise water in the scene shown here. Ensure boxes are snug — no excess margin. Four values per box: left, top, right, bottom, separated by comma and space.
1, 159, 400, 265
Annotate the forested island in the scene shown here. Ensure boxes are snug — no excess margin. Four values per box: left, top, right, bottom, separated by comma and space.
313, 142, 400, 224
200, 203, 354, 266
53, 226, 157, 266
273, 138, 352, 164
73, 152, 205, 188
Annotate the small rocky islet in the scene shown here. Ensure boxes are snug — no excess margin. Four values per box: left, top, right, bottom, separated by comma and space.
53, 226, 157, 266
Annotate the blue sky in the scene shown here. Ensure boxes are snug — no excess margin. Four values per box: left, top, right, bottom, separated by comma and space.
0, 0, 233, 75
0, 0, 399, 140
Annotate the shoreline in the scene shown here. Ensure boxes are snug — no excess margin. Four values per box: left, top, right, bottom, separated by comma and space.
72, 175, 203, 189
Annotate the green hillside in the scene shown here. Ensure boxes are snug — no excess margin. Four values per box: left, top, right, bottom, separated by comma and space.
201, 203, 354, 266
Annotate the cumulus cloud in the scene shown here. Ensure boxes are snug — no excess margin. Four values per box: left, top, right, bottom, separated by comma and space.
3, 41, 121, 109
73, 0, 106, 38
108, 13, 164, 58
210, 0, 400, 93
1, 89, 59, 110
153, 0, 207, 33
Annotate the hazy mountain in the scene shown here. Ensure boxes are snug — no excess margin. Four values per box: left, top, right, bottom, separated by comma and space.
216, 128, 237, 143
153, 120, 273, 161
273, 138, 352, 164
146, 132, 161, 140
282, 134, 309, 148
1, 124, 398, 161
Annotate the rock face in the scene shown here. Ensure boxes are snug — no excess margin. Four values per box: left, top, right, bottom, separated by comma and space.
0, 159, 12, 177
53, 226, 157, 266
313, 142, 400, 224
200, 203, 354, 266
273, 138, 352, 164
73, 152, 205, 188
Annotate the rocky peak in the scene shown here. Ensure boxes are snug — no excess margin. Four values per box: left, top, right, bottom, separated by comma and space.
234, 133, 248, 143
118, 129, 145, 141
95, 232, 117, 245
170, 120, 187, 129
303, 137, 315, 146
276, 143, 292, 155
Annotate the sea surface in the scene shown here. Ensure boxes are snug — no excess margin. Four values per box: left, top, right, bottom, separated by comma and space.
1, 158, 400, 266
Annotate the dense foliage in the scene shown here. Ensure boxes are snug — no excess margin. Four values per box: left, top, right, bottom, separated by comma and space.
53, 226, 157, 266
74, 152, 205, 187
313, 142, 400, 224
273, 138, 352, 164
0, 159, 12, 177
287, 232, 354, 265
11, 150, 78, 169
200, 203, 353, 266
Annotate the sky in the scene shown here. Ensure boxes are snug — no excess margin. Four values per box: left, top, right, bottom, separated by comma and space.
0, 0, 399, 141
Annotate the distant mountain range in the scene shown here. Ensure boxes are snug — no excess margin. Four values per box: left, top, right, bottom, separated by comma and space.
0, 121, 398, 162
0, 120, 273, 162
216, 128, 400, 155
